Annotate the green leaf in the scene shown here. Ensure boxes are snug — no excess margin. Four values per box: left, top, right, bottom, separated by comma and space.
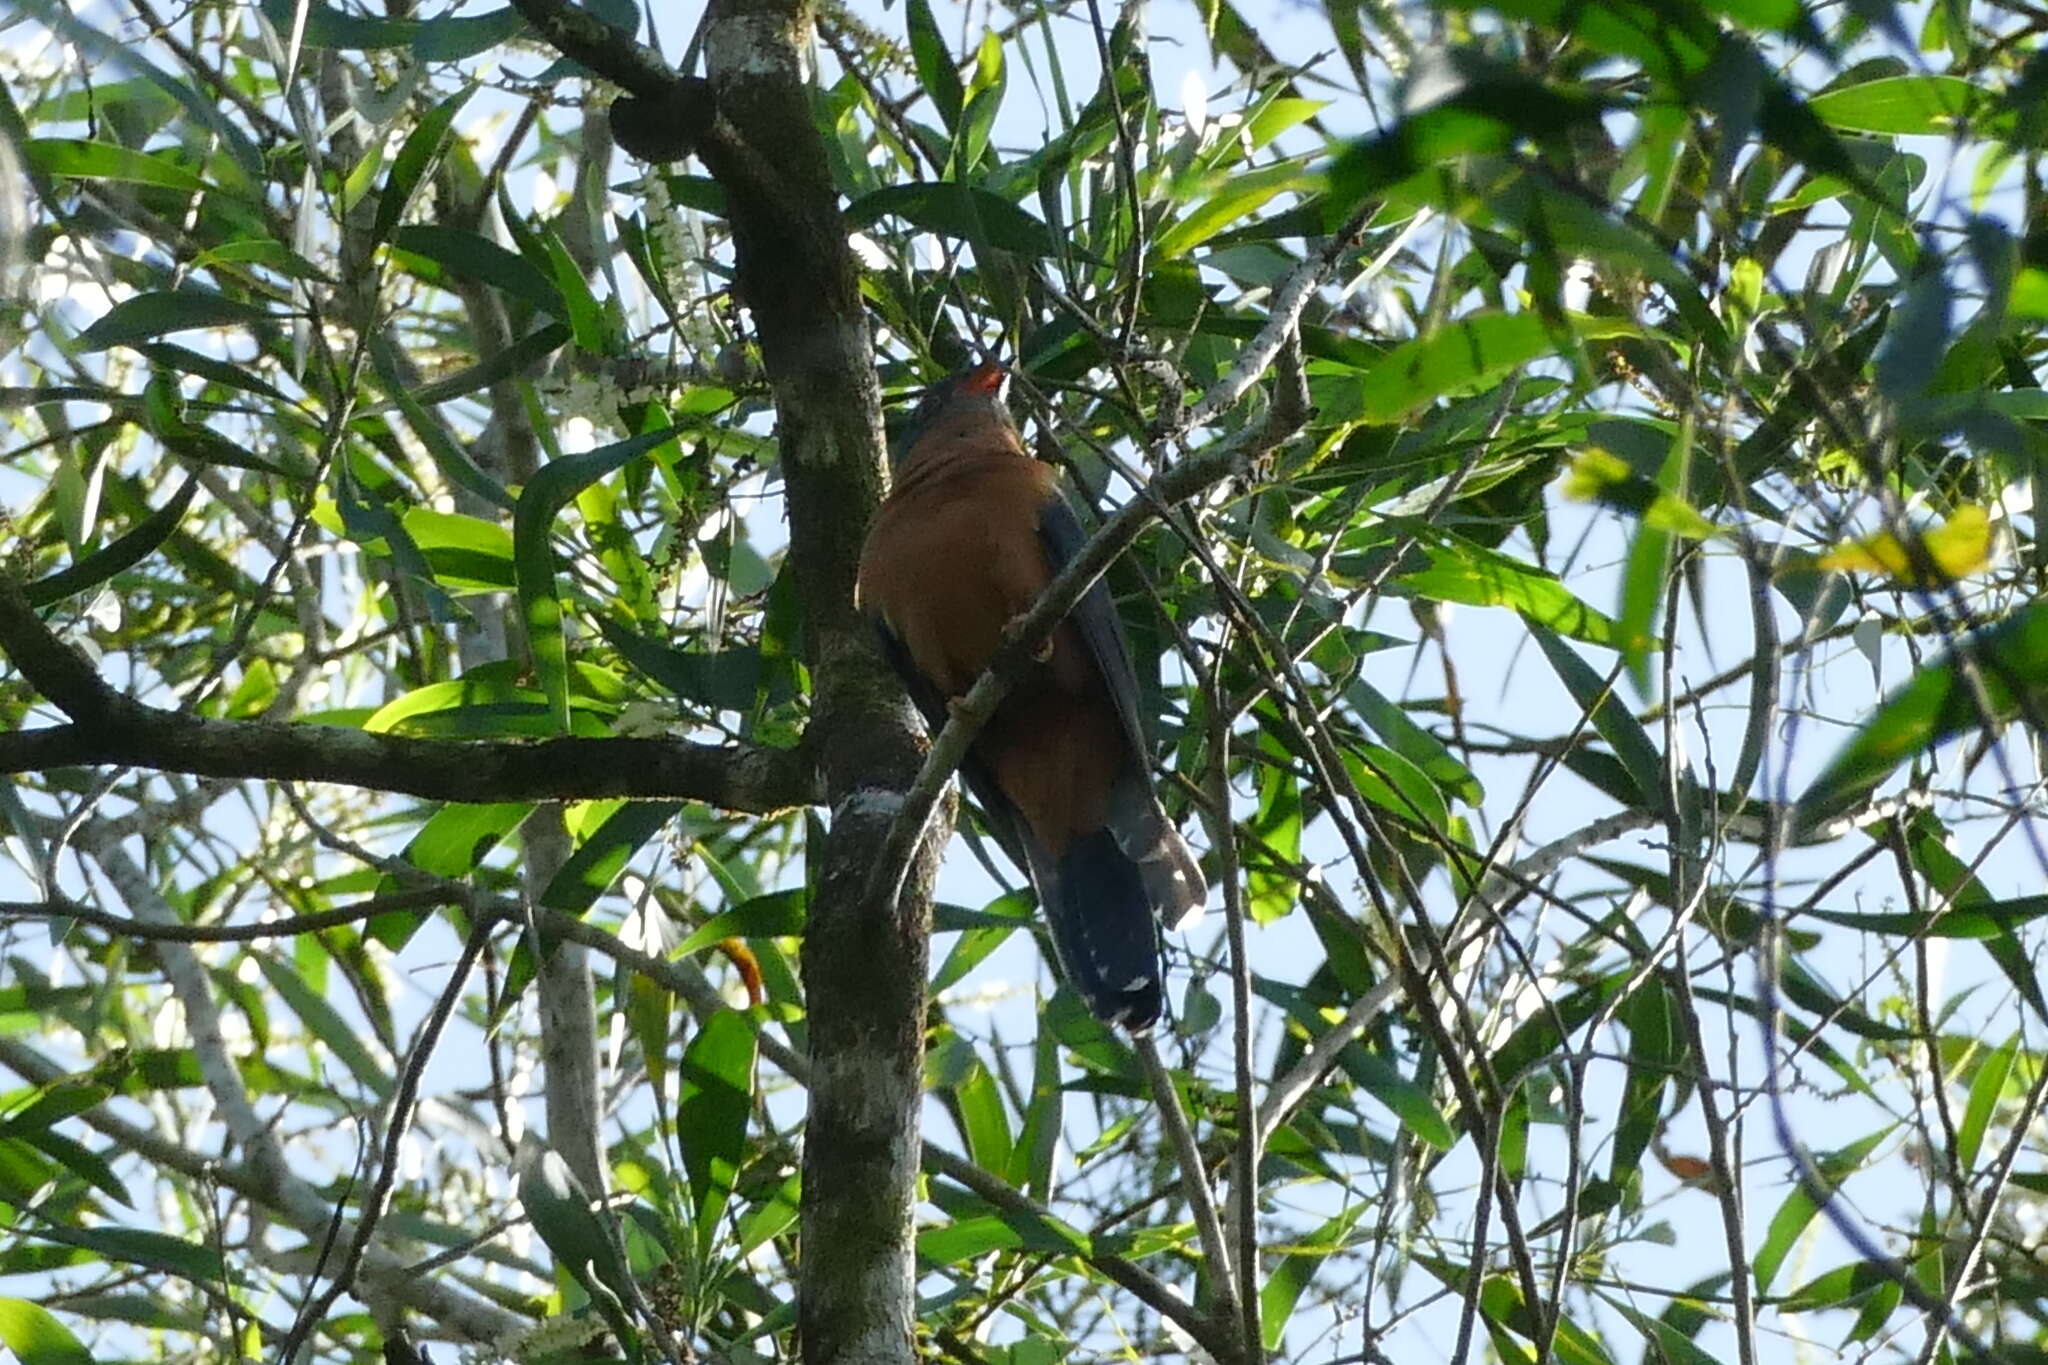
11, 1128, 126, 1207
1337, 1044, 1454, 1150
514, 1140, 639, 1351
373, 85, 475, 246
733, 1173, 801, 1258
625, 970, 672, 1101
260, 0, 412, 47
1490, 972, 1629, 1085
34, 1225, 223, 1282
1346, 678, 1483, 806
674, 892, 808, 957
331, 479, 459, 625
412, 323, 570, 406
678, 1010, 755, 1258
845, 183, 1064, 259
1400, 537, 1622, 648
1478, 1274, 1617, 1365
371, 341, 515, 510
1011, 1013, 1063, 1198
1751, 1128, 1888, 1290
139, 342, 296, 406
258, 958, 395, 1099
931, 892, 1030, 995
27, 475, 199, 607
1328, 53, 1612, 211
1155, 161, 1316, 260
1347, 312, 1621, 422
1261, 1204, 1369, 1352
957, 29, 1006, 171
1807, 74, 1984, 135
25, 139, 206, 191
537, 216, 607, 352
390, 224, 563, 315
916, 1210, 1088, 1266
538, 802, 680, 917
1244, 96, 1328, 151
1795, 601, 2048, 834
596, 616, 779, 709
1604, 1300, 1724, 1365
401, 508, 516, 589
1802, 894, 2048, 940
904, 0, 964, 131
513, 425, 680, 731
1957, 1030, 2018, 1174
941, 1042, 1014, 1174
1757, 71, 1879, 191
0, 1299, 95, 1365
1612, 983, 1674, 1185
0, 1078, 113, 1135
1615, 430, 1690, 693
12, 0, 263, 179
1530, 625, 1665, 812
1248, 732, 1302, 923
400, 805, 519, 882
77, 291, 272, 351
411, 7, 528, 60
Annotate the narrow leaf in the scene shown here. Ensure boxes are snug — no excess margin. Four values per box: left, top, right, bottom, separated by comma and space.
904, 0, 964, 131
0, 1299, 95, 1365
373, 85, 475, 245
1795, 601, 2048, 834
678, 1011, 756, 1258
513, 425, 679, 731
78, 292, 271, 351
28, 476, 199, 607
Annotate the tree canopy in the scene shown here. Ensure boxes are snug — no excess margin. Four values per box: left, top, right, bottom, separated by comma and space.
2, 0, 2047, 1362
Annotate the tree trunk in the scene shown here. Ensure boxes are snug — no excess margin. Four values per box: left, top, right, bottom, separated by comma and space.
695, 3, 939, 1362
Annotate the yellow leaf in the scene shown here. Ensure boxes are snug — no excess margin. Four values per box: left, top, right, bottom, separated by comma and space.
1817, 505, 1996, 584
1560, 448, 1632, 501
1559, 448, 1719, 540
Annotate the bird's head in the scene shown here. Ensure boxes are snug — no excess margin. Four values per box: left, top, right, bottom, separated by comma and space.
892, 362, 1018, 467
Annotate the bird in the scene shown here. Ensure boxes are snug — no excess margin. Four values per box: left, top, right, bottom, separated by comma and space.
855, 362, 1206, 1031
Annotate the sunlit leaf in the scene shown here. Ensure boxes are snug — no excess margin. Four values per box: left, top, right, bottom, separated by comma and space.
678, 1010, 756, 1259
1808, 74, 1986, 134
1815, 505, 1995, 584
904, 0, 964, 131
0, 1299, 95, 1365
25, 139, 206, 192
1795, 601, 2048, 833
513, 425, 681, 732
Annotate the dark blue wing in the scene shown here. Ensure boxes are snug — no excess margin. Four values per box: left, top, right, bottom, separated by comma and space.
1035, 495, 1147, 763
1037, 498, 1207, 935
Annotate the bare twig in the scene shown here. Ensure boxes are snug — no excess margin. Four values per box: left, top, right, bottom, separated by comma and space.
1133, 1034, 1239, 1325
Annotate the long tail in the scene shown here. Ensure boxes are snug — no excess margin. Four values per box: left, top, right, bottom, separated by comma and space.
1040, 829, 1164, 1031
1106, 775, 1207, 930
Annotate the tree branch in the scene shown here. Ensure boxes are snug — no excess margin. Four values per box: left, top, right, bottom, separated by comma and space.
0, 1035, 524, 1344
0, 581, 815, 812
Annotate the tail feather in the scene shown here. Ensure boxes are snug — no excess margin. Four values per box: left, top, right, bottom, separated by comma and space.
1041, 830, 1163, 1031
1106, 776, 1208, 930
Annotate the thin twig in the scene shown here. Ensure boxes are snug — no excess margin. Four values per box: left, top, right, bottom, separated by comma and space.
278, 914, 497, 1365
1133, 1034, 1239, 1326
